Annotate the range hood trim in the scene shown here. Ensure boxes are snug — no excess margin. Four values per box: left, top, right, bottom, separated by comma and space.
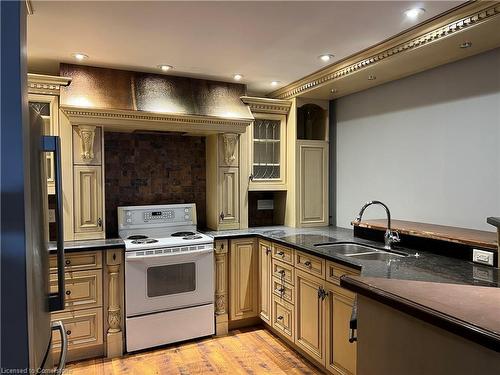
60, 105, 253, 134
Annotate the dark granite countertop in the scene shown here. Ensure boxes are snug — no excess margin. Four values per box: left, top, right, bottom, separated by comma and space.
206, 226, 499, 287
488, 217, 500, 229
48, 238, 125, 253
341, 276, 500, 352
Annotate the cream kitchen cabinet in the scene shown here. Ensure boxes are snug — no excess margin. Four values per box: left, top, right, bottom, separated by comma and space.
229, 238, 259, 321
74, 165, 104, 239
297, 140, 329, 227
295, 268, 327, 365
258, 240, 272, 324
206, 134, 241, 230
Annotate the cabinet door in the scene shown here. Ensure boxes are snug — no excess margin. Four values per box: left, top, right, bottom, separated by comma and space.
229, 238, 259, 321
218, 167, 239, 229
74, 165, 104, 237
259, 240, 272, 324
249, 113, 287, 190
295, 269, 326, 366
326, 282, 357, 375
297, 140, 328, 227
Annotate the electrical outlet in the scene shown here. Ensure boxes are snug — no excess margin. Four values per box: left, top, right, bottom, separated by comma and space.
472, 248, 494, 266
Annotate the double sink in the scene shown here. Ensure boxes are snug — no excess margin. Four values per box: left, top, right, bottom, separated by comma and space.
314, 242, 408, 261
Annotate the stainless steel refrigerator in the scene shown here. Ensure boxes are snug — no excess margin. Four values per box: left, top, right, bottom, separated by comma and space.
1, 1, 68, 373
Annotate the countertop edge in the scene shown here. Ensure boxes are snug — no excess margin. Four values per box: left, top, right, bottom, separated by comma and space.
48, 240, 125, 254
340, 275, 500, 353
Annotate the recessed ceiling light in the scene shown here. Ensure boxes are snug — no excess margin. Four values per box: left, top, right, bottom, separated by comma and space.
158, 64, 173, 72
330, 88, 338, 94
233, 74, 243, 81
319, 54, 334, 62
368, 75, 376, 81
460, 41, 472, 49
404, 8, 425, 19
72, 52, 88, 61
271, 81, 280, 86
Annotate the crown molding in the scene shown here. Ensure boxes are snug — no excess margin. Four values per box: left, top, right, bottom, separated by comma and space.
60, 106, 253, 134
240, 96, 292, 115
27, 73, 72, 96
269, 2, 500, 100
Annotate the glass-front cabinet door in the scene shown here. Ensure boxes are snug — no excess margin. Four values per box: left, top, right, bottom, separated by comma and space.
28, 94, 59, 195
249, 112, 287, 190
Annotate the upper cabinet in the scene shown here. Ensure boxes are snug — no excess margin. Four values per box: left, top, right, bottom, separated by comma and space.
241, 96, 292, 191
249, 113, 287, 190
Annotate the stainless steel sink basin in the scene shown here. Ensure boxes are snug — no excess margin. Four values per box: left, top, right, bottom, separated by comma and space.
345, 251, 405, 261
314, 242, 382, 255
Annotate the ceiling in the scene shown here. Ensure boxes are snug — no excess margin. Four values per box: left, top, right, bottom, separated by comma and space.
27, 1, 464, 96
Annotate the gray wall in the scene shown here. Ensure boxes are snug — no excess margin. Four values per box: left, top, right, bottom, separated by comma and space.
334, 48, 500, 231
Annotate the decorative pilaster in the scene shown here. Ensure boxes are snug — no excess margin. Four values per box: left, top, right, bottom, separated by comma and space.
222, 133, 238, 165
106, 250, 123, 358
214, 239, 229, 336
77, 125, 96, 161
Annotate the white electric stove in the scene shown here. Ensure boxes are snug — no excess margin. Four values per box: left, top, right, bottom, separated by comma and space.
118, 204, 214, 352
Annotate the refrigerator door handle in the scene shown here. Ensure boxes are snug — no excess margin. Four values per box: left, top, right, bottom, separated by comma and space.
51, 320, 68, 373
43, 136, 65, 312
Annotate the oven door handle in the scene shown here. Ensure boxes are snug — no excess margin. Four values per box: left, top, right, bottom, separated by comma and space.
126, 248, 213, 261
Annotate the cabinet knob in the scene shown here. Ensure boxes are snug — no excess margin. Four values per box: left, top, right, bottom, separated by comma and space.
249, 174, 254, 181
66, 330, 71, 336
278, 269, 285, 276
277, 316, 283, 320
266, 248, 271, 255
65, 290, 71, 296
304, 261, 312, 268
65, 259, 71, 266
278, 287, 285, 293
97, 218, 102, 227
219, 211, 225, 221
277, 251, 285, 257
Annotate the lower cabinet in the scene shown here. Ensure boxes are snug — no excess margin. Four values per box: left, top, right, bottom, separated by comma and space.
325, 283, 357, 375
229, 238, 259, 321
49, 249, 124, 363
295, 269, 326, 365
272, 296, 294, 342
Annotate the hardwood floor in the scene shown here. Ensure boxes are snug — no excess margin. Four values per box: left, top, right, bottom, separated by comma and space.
65, 327, 324, 374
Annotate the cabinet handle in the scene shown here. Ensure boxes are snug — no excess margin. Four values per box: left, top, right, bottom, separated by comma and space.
266, 248, 271, 255
318, 286, 327, 300
97, 218, 102, 227
304, 261, 312, 268
65, 290, 71, 296
249, 174, 254, 181
277, 251, 285, 257
277, 316, 283, 320
278, 270, 286, 276
219, 211, 225, 221
278, 287, 285, 293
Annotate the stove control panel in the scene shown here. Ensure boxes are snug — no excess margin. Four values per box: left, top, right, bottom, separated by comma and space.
118, 204, 196, 229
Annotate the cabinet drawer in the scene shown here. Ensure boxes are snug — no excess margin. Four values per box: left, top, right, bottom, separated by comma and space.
326, 261, 360, 287
272, 297, 294, 342
50, 270, 102, 310
272, 277, 294, 305
51, 307, 103, 350
272, 244, 294, 265
50, 251, 102, 273
295, 251, 325, 279
272, 259, 294, 285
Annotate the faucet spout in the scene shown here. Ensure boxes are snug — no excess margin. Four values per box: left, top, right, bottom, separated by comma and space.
354, 200, 399, 250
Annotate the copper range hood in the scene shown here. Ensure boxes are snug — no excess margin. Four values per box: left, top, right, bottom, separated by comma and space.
59, 64, 254, 134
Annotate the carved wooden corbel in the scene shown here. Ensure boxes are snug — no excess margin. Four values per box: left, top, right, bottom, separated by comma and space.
77, 125, 96, 161
222, 133, 238, 165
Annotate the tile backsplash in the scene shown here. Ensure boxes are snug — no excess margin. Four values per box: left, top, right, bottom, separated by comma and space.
104, 132, 206, 237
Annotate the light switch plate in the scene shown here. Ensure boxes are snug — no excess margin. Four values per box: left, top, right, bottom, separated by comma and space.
472, 248, 494, 266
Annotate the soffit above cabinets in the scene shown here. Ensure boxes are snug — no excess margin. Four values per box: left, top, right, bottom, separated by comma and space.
269, 2, 500, 100
59, 64, 254, 134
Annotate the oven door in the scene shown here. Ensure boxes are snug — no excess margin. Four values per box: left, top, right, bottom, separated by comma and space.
125, 247, 214, 317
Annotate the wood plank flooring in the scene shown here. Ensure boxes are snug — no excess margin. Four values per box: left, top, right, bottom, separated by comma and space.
65, 327, 324, 375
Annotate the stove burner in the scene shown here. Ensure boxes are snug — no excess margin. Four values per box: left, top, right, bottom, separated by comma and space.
171, 231, 196, 237
127, 235, 149, 240
131, 238, 159, 244
183, 235, 203, 240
